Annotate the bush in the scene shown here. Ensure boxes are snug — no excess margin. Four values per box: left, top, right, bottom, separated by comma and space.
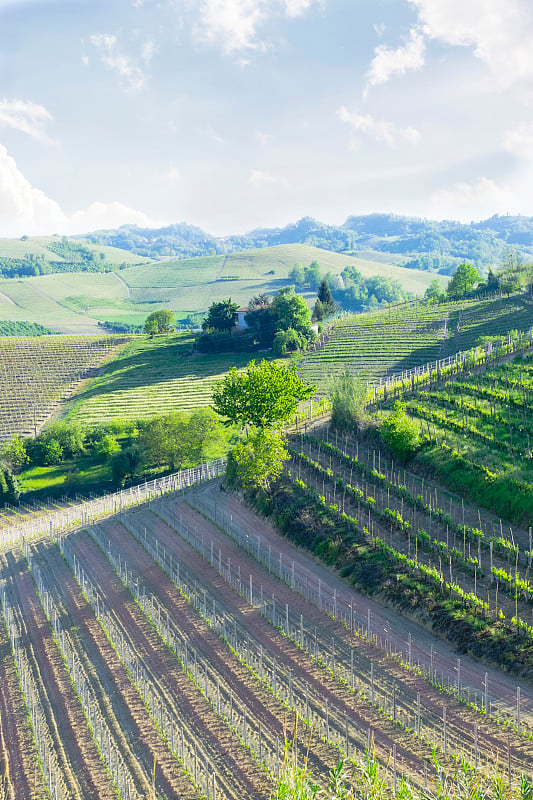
95, 434, 121, 461
272, 328, 306, 355
381, 402, 420, 460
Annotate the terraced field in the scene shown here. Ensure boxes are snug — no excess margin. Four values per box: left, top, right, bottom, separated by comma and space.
0, 335, 129, 443
0, 243, 440, 331
66, 334, 261, 426
1, 471, 532, 799
300, 293, 533, 389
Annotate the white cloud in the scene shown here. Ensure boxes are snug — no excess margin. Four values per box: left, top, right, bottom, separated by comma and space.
254, 129, 272, 145
141, 40, 157, 64
504, 123, 533, 159
90, 33, 145, 91
0, 99, 53, 142
373, 23, 386, 37
249, 168, 289, 187
194, 0, 320, 54
409, 0, 533, 90
337, 106, 420, 147
206, 123, 226, 144
0, 144, 154, 236
67, 201, 153, 234
365, 26, 425, 95
282, 0, 316, 17
195, 0, 267, 53
430, 176, 516, 219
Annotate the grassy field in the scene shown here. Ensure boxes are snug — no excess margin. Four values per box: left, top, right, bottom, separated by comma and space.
65, 333, 266, 426
0, 235, 150, 264
0, 243, 442, 331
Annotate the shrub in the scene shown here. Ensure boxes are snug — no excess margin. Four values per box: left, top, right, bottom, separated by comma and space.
381, 402, 420, 460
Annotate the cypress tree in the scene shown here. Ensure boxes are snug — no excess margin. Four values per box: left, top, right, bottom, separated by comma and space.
317, 279, 335, 316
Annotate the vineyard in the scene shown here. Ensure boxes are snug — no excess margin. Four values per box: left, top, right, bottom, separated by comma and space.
375, 346, 533, 525
0, 335, 129, 444
65, 334, 266, 426
299, 294, 533, 388
0, 466, 532, 799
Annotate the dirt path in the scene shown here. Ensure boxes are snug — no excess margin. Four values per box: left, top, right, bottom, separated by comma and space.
149, 496, 533, 780
97, 517, 343, 787
32, 538, 202, 800
1, 550, 118, 800
183, 484, 533, 729
69, 528, 273, 800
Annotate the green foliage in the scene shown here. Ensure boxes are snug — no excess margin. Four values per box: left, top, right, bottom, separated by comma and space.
447, 263, 481, 298
289, 260, 322, 290
329, 369, 368, 431
317, 278, 335, 315
111, 445, 141, 487
228, 428, 288, 491
0, 467, 21, 504
381, 402, 420, 460
144, 308, 175, 334
213, 359, 316, 429
0, 320, 53, 336
271, 287, 313, 338
424, 278, 446, 303
38, 439, 64, 466
202, 298, 239, 332
137, 409, 223, 471
272, 328, 307, 356
95, 434, 121, 461
1, 435, 29, 472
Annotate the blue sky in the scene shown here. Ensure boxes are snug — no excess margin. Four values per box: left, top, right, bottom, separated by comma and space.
1, 0, 533, 236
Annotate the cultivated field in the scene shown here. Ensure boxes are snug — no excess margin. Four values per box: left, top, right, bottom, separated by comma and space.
0, 473, 532, 799
0, 335, 129, 443
66, 334, 261, 426
0, 243, 440, 331
300, 294, 533, 388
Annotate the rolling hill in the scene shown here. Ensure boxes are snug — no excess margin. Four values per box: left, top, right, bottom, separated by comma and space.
0, 243, 442, 333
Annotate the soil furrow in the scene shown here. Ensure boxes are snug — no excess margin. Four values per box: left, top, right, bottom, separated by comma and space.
69, 528, 273, 800
0, 612, 48, 800
162, 489, 533, 778
1, 550, 118, 800
123, 506, 441, 784
98, 516, 363, 787
32, 538, 202, 800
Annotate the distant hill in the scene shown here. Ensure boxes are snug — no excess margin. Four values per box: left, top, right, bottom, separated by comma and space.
0, 235, 150, 279
0, 243, 441, 333
76, 213, 533, 273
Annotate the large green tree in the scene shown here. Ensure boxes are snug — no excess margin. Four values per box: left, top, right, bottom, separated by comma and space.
270, 287, 313, 338
213, 359, 315, 429
202, 299, 239, 332
144, 308, 175, 334
227, 427, 289, 491
446, 263, 480, 298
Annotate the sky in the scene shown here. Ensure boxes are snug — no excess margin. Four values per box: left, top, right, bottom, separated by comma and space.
1, 0, 533, 237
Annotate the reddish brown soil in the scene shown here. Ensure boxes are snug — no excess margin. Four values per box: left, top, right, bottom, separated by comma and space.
33, 538, 202, 800
0, 615, 49, 800
155, 489, 533, 779
1, 549, 117, 800
68, 528, 273, 800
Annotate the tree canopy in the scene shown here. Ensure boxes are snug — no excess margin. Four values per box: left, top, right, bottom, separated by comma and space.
212, 359, 316, 429
446, 263, 480, 298
144, 308, 175, 334
227, 427, 289, 491
202, 299, 239, 332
